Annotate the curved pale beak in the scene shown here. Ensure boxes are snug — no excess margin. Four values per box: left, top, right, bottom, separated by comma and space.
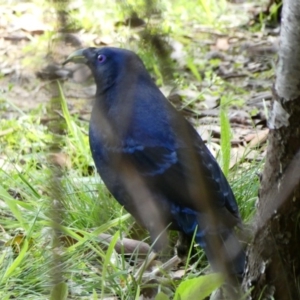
63, 48, 88, 65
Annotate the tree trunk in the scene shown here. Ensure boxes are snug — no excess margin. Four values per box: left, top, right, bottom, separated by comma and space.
243, 0, 300, 299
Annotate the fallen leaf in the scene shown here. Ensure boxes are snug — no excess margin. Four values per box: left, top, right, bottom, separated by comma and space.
5, 233, 33, 254
49, 152, 72, 169
215, 38, 230, 51
246, 129, 269, 148
230, 146, 246, 168
14, 14, 51, 34
173, 269, 186, 279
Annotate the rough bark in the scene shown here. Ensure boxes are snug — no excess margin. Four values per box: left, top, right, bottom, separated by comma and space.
243, 0, 300, 299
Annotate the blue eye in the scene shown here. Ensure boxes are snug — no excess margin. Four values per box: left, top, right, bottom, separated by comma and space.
97, 54, 106, 63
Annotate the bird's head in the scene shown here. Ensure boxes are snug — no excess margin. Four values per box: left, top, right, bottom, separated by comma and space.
63, 47, 145, 94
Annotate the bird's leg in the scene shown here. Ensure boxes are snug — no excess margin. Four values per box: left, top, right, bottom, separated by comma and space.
176, 232, 192, 258
134, 226, 173, 281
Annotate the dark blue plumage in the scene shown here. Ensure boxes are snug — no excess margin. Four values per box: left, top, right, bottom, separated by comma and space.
64, 47, 245, 276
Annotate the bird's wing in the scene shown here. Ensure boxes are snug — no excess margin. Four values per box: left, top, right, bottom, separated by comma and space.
119, 123, 240, 221
122, 144, 178, 176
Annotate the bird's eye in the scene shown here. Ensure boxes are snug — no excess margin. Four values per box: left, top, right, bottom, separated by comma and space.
97, 54, 106, 63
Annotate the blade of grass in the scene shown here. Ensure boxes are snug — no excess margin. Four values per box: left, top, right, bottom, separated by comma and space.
0, 185, 26, 229
1, 238, 29, 283
101, 231, 120, 299
220, 96, 232, 177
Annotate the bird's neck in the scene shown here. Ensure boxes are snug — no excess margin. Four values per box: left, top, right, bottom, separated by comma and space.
96, 72, 139, 111
95, 84, 117, 112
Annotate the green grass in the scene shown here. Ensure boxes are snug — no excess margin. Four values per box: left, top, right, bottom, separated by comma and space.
0, 96, 124, 298
0, 84, 261, 299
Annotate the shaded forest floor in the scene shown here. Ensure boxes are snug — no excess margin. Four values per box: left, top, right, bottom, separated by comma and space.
1, 0, 277, 165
